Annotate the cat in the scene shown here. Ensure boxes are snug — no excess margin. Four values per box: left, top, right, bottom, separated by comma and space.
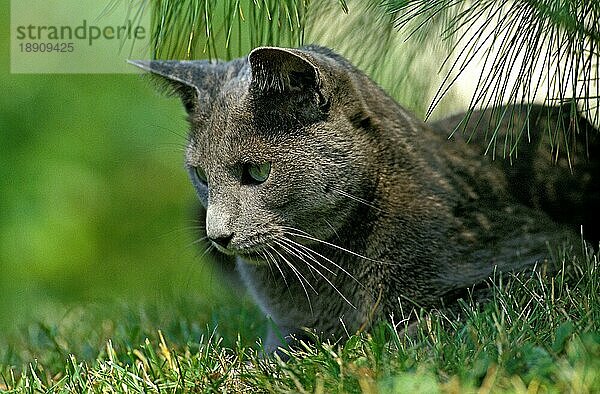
130, 46, 599, 353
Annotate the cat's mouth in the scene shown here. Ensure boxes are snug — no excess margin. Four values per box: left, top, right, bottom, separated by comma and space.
211, 230, 323, 265
212, 241, 271, 264
215, 231, 287, 263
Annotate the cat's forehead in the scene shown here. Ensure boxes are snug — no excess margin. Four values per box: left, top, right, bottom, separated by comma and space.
193, 88, 259, 141
186, 91, 296, 166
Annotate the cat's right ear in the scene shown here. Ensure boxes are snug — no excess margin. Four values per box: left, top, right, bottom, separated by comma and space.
128, 60, 217, 114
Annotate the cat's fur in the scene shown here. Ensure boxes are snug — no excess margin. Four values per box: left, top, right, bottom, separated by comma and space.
130, 46, 599, 353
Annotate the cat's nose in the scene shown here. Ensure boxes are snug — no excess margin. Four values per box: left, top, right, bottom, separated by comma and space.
209, 233, 234, 248
206, 204, 234, 249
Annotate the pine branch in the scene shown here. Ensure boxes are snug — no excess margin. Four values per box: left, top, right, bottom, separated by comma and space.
123, 0, 599, 159
383, 0, 600, 159
123, 0, 319, 60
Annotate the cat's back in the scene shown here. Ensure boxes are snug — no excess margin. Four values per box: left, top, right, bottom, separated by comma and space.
429, 105, 600, 245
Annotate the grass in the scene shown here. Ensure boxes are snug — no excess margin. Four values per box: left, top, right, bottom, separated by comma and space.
1, 241, 599, 393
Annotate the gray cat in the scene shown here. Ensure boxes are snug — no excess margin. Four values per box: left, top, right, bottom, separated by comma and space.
130, 46, 599, 353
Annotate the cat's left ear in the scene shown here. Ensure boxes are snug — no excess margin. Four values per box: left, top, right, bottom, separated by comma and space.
128, 60, 220, 114
249, 47, 328, 109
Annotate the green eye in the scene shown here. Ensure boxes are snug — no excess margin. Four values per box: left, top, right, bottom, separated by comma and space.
195, 167, 207, 183
246, 162, 271, 184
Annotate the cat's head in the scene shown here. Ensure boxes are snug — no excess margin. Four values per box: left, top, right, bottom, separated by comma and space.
131, 47, 377, 260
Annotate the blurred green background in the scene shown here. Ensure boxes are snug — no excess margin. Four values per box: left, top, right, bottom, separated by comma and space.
0, 1, 224, 332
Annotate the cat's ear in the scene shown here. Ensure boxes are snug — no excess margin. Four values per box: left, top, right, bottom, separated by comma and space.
249, 47, 323, 97
128, 60, 218, 114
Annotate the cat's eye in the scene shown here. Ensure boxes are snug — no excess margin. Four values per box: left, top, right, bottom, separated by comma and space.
194, 166, 208, 183
244, 162, 271, 184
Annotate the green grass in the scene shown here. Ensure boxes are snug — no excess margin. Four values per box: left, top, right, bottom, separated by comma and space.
1, 242, 599, 393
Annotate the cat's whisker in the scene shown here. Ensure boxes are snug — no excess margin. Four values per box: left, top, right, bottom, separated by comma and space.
274, 239, 321, 283
280, 226, 311, 237
331, 187, 385, 213
323, 218, 341, 241
198, 242, 215, 260
281, 236, 366, 290
165, 224, 206, 235
259, 249, 278, 285
181, 226, 207, 233
276, 238, 336, 276
270, 245, 317, 295
264, 246, 290, 290
190, 235, 210, 246
267, 244, 315, 314
275, 238, 357, 309
281, 226, 389, 266
152, 143, 188, 154
151, 123, 190, 142
275, 238, 328, 277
